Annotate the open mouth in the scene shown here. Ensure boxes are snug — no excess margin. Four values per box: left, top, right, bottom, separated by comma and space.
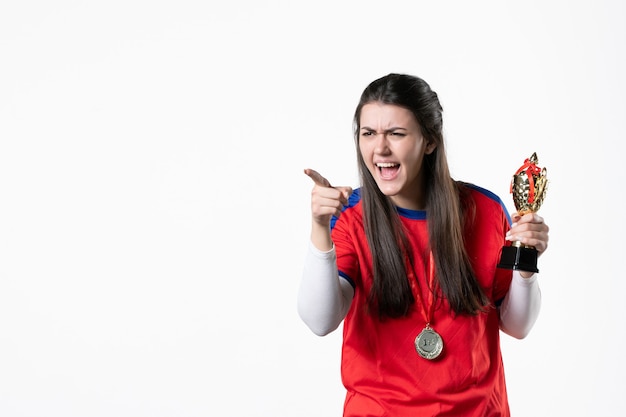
376, 162, 400, 180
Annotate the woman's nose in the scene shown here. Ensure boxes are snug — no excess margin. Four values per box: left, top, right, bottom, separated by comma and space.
374, 133, 390, 154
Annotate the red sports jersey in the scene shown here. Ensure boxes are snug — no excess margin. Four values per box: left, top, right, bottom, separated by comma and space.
331, 184, 513, 417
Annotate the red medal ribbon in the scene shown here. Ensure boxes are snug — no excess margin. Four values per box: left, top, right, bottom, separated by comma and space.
408, 252, 437, 326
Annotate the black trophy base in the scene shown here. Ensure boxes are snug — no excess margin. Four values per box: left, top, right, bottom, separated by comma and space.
497, 245, 539, 273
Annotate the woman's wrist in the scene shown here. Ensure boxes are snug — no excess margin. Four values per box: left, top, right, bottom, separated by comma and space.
518, 270, 536, 279
311, 221, 333, 252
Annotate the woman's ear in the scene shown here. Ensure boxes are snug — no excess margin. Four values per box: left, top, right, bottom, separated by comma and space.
425, 142, 437, 155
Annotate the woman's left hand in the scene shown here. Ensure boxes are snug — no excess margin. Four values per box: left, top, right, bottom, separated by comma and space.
506, 213, 550, 256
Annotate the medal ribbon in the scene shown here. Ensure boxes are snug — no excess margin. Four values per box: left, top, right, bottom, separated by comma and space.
511, 158, 542, 203
409, 252, 437, 327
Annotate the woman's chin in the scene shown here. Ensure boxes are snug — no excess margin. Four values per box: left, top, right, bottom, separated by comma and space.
376, 182, 401, 197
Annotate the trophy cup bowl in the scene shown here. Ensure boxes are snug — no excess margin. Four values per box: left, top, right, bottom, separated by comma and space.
497, 152, 548, 273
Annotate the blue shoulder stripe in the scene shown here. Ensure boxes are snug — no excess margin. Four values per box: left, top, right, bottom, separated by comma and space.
463, 183, 512, 226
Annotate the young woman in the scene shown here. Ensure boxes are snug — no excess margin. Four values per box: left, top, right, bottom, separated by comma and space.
298, 73, 549, 416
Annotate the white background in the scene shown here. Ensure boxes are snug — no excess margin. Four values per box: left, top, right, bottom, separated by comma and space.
1, 1, 624, 416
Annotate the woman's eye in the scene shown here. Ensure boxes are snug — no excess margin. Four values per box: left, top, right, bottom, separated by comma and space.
390, 132, 405, 137
362, 131, 374, 137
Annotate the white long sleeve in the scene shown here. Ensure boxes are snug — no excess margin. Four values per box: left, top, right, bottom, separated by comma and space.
499, 270, 542, 339
297, 241, 354, 336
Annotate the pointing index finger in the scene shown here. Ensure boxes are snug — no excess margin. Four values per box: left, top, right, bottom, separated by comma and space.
304, 168, 332, 187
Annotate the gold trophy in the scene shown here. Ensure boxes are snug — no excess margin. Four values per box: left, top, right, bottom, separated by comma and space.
497, 152, 548, 272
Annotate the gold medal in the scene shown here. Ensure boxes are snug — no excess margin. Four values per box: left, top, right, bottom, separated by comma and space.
414, 325, 443, 360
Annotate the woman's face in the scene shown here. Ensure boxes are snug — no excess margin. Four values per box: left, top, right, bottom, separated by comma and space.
358, 102, 435, 210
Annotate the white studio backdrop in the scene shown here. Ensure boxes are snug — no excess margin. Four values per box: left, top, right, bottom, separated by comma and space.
1, 1, 624, 416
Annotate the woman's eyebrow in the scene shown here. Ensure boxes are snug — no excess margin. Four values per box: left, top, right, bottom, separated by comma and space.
360, 126, 408, 132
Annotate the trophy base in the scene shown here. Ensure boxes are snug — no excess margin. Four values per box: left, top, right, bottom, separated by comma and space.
497, 245, 539, 273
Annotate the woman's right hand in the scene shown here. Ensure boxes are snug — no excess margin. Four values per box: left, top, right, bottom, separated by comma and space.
304, 168, 352, 251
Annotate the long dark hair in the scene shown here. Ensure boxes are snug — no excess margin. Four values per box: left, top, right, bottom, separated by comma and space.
353, 73, 489, 318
